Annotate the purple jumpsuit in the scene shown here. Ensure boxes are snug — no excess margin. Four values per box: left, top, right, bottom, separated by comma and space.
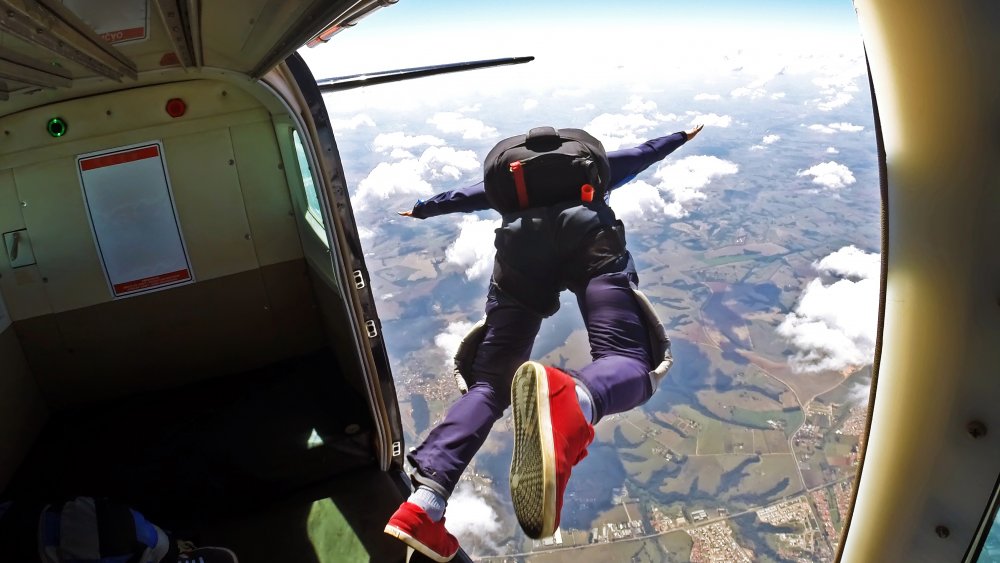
407, 132, 689, 497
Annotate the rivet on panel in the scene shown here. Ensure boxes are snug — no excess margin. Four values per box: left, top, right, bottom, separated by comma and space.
244, 234, 251, 240
935, 526, 950, 539
41, 277, 48, 283
967, 420, 987, 439
228, 159, 234, 165
221, 90, 228, 97
106, 110, 112, 116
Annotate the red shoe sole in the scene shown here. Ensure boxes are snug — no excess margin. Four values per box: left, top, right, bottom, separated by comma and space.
509, 361, 557, 539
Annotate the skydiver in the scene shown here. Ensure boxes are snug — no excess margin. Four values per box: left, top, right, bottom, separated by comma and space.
384, 123, 704, 562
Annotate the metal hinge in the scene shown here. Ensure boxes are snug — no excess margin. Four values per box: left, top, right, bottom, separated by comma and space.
352, 269, 365, 289
392, 441, 402, 457
365, 319, 378, 338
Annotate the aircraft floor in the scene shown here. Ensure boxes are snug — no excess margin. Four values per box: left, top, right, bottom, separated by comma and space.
2, 348, 445, 562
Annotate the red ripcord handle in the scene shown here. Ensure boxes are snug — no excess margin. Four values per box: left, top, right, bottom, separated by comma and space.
510, 160, 529, 209
580, 184, 594, 202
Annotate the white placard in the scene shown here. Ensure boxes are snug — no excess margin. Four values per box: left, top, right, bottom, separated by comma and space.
0, 290, 9, 333
79, 142, 193, 298
63, 0, 148, 44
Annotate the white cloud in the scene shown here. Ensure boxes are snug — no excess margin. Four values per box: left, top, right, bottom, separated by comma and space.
434, 319, 478, 360
610, 180, 685, 221
808, 122, 864, 134
817, 91, 854, 111
813, 69, 863, 112
446, 483, 503, 556
622, 95, 657, 113
826, 146, 839, 154
814, 245, 881, 280
445, 216, 500, 280
847, 377, 872, 406
428, 112, 498, 140
731, 86, 767, 100
797, 161, 856, 189
389, 148, 415, 160
771, 92, 786, 100
584, 112, 659, 150
574, 103, 596, 112
358, 226, 375, 241
694, 93, 721, 101
653, 155, 739, 211
330, 113, 375, 131
523, 98, 539, 111
354, 146, 479, 210
778, 246, 880, 373
687, 112, 732, 128
655, 155, 739, 193
750, 133, 779, 151
373, 131, 445, 153
457, 103, 482, 113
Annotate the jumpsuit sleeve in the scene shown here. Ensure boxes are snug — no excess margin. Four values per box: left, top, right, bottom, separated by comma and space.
410, 181, 492, 219
607, 132, 689, 190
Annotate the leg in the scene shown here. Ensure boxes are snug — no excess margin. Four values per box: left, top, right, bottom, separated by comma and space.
407, 282, 543, 496
573, 254, 655, 422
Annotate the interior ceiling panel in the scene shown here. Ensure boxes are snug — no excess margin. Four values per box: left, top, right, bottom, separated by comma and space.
0, 0, 391, 117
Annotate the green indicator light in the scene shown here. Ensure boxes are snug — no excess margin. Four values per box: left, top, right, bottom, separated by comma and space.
47, 117, 67, 138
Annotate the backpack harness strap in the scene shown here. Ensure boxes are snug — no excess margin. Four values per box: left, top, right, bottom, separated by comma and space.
510, 160, 529, 209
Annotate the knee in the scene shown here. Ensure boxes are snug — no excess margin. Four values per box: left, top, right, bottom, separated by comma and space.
467, 380, 512, 419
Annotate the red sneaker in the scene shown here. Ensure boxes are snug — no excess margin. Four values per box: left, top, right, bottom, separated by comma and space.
384, 502, 460, 562
509, 361, 595, 539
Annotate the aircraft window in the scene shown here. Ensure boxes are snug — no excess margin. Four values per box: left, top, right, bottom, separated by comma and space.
973, 503, 1000, 562
292, 130, 324, 226
300, 1, 878, 560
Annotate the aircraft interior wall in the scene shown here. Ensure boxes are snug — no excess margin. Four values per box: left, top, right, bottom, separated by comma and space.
0, 322, 46, 491
0, 79, 335, 409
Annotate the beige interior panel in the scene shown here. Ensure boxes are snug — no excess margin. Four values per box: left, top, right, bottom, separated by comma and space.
21, 260, 321, 409
229, 121, 302, 266
163, 129, 260, 281
842, 1, 1000, 561
0, 169, 22, 228
0, 169, 52, 321
259, 258, 327, 357
0, 326, 46, 490
0, 81, 263, 169
15, 159, 111, 313
203, 0, 305, 71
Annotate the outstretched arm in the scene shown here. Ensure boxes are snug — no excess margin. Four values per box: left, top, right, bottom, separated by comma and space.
607, 124, 703, 189
399, 181, 491, 219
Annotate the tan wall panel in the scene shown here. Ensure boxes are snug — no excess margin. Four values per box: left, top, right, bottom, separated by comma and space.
20, 259, 323, 409
16, 160, 110, 313
163, 130, 260, 281
0, 169, 52, 320
0, 169, 22, 227
0, 81, 263, 169
230, 122, 302, 266
0, 326, 46, 490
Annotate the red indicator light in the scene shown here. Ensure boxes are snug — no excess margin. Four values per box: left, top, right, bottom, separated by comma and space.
165, 98, 186, 118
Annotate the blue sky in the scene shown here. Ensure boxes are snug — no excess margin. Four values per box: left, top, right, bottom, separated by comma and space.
302, 0, 863, 79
